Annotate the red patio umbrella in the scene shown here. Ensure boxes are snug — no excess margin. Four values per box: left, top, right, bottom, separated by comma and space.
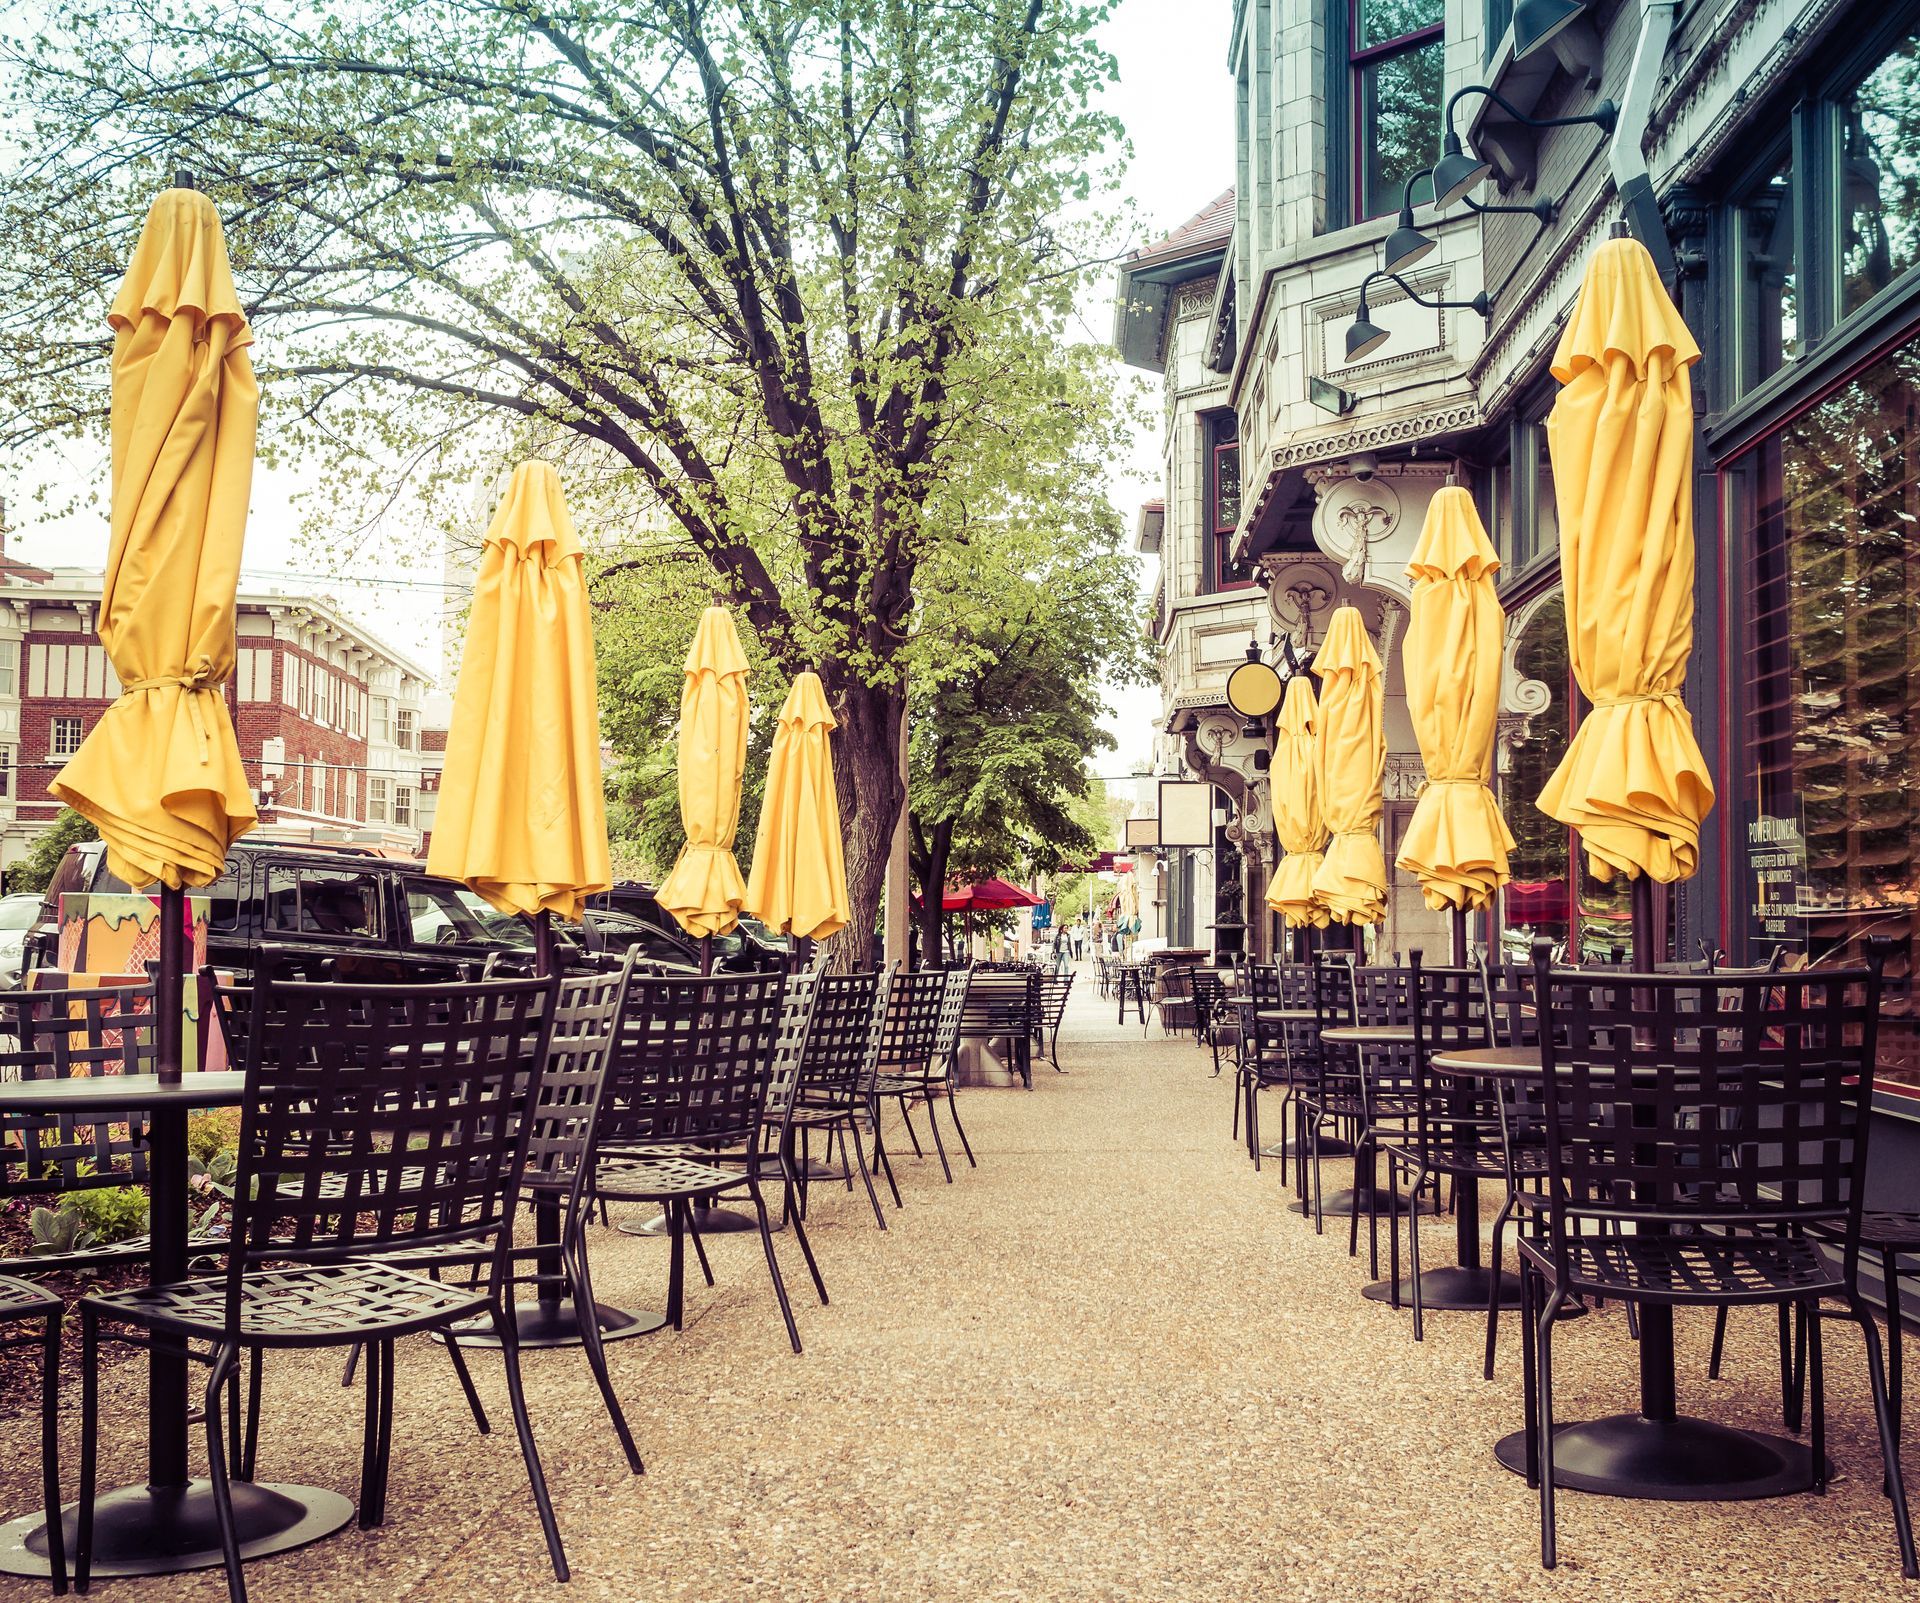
942, 878, 1043, 911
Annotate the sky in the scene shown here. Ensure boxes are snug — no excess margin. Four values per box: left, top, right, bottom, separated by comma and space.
1085, 0, 1237, 778
5, 0, 1239, 760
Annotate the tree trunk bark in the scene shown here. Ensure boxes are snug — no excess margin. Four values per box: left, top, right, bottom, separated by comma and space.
822, 674, 907, 973
918, 819, 953, 971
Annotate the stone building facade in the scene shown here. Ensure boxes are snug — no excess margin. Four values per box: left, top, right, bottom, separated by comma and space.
0, 566, 433, 876
1168, 0, 1920, 1088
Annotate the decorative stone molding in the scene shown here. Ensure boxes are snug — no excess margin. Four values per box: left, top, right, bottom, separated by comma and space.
1261, 555, 1344, 652
1175, 277, 1219, 320
1307, 269, 1456, 384
1269, 401, 1481, 472
1375, 596, 1407, 669
1494, 587, 1561, 774
1384, 754, 1426, 803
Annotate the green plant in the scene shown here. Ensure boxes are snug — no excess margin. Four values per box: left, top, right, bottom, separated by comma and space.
187, 1109, 241, 1166
56, 1185, 149, 1247
189, 1149, 237, 1200
28, 1204, 97, 1257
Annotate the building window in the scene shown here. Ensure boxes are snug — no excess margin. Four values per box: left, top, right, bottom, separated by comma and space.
0, 747, 13, 799
371, 696, 392, 744
1203, 412, 1245, 592
0, 641, 18, 698
394, 785, 414, 827
1737, 149, 1798, 391
1485, 0, 1513, 58
394, 708, 416, 752
1349, 0, 1444, 222
1840, 28, 1920, 318
1499, 594, 1571, 959
1726, 328, 1920, 1088
49, 717, 82, 757
368, 777, 389, 824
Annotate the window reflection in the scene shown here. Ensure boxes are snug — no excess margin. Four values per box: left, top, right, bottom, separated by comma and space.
1499, 593, 1572, 962
1735, 334, 1920, 1088
1842, 26, 1920, 318
1353, 0, 1443, 219
1742, 152, 1797, 385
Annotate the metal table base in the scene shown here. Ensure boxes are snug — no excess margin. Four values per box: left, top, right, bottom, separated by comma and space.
1493, 1414, 1821, 1500
0, 1479, 353, 1580
443, 1297, 667, 1350
1362, 1264, 1523, 1310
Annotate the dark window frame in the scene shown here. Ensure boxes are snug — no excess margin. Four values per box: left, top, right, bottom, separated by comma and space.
1201, 410, 1250, 594
1344, 0, 1445, 223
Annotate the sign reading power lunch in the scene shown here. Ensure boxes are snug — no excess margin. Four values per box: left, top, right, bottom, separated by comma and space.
1748, 814, 1808, 946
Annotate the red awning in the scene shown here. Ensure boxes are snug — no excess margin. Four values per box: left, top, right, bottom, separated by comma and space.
942, 877, 1044, 912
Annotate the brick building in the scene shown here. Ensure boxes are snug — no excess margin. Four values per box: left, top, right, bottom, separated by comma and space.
0, 561, 433, 878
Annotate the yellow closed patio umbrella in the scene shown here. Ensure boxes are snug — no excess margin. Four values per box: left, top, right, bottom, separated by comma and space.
51, 186, 258, 889
1266, 674, 1330, 928
1394, 486, 1517, 914
426, 460, 611, 924
1310, 606, 1387, 926
657, 606, 750, 939
743, 672, 849, 941
1536, 237, 1715, 884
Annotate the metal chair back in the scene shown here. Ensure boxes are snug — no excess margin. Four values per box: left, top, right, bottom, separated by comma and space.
876, 970, 948, 1072
227, 974, 559, 1280
0, 983, 159, 1202
1530, 946, 1885, 1263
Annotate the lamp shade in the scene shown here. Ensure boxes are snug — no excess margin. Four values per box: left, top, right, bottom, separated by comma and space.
1346, 295, 1391, 362
1384, 208, 1436, 274
1433, 134, 1492, 209
1514, 0, 1586, 60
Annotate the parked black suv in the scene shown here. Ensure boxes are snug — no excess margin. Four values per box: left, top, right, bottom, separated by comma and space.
27, 840, 742, 982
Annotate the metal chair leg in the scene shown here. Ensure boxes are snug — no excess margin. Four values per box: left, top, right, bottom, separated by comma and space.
944, 1085, 977, 1168
75, 1309, 98, 1597
1855, 1298, 1920, 1578
569, 1240, 642, 1473
39, 1309, 65, 1597
749, 1183, 803, 1354
492, 1303, 568, 1582
203, 1342, 247, 1603
922, 1092, 955, 1183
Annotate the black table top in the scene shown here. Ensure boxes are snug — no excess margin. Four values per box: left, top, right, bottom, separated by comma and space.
1429, 1044, 1542, 1081
0, 1071, 247, 1113
1321, 1024, 1415, 1046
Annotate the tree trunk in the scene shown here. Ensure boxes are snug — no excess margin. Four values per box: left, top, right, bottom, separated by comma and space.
822, 674, 908, 973
918, 818, 953, 971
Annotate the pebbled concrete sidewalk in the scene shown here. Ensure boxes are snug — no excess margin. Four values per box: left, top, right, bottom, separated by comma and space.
0, 964, 1909, 1601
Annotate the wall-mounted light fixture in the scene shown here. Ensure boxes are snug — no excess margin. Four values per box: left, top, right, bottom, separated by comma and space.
1433, 86, 1617, 209
1513, 0, 1602, 82
1345, 270, 1492, 363
1383, 163, 1558, 276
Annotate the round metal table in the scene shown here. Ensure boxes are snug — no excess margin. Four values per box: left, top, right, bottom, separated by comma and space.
1360, 1029, 1523, 1314
0, 1072, 355, 1580
1247, 1007, 1351, 1160
1290, 1025, 1428, 1218
1428, 1041, 1820, 1502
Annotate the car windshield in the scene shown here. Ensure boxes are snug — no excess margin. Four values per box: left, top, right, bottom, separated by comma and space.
405, 879, 534, 948
0, 896, 38, 932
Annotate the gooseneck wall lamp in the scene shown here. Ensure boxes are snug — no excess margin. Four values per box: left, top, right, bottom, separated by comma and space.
1351, 85, 1617, 359
1346, 270, 1493, 363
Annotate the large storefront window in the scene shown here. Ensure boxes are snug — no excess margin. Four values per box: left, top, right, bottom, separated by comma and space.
1351, 0, 1443, 220
1729, 333, 1920, 1088
1841, 29, 1920, 317
1499, 594, 1571, 961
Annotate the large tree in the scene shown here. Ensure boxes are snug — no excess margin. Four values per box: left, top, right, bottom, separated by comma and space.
0, 0, 1123, 949
905, 459, 1152, 962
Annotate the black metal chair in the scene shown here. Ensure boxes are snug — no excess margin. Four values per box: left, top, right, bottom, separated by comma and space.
873, 968, 973, 1180
1231, 963, 1300, 1170
1157, 965, 1198, 1038
590, 970, 825, 1354
1378, 953, 1538, 1342
0, 1278, 65, 1594
76, 973, 565, 1601
780, 966, 892, 1229
957, 967, 1034, 1091
1031, 970, 1074, 1072
1515, 947, 1916, 1577
866, 970, 947, 1206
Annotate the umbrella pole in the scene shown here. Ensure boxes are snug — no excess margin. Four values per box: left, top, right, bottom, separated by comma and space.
155, 883, 185, 1084
1450, 905, 1469, 968
533, 909, 556, 978
700, 935, 713, 976
1630, 875, 1655, 970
